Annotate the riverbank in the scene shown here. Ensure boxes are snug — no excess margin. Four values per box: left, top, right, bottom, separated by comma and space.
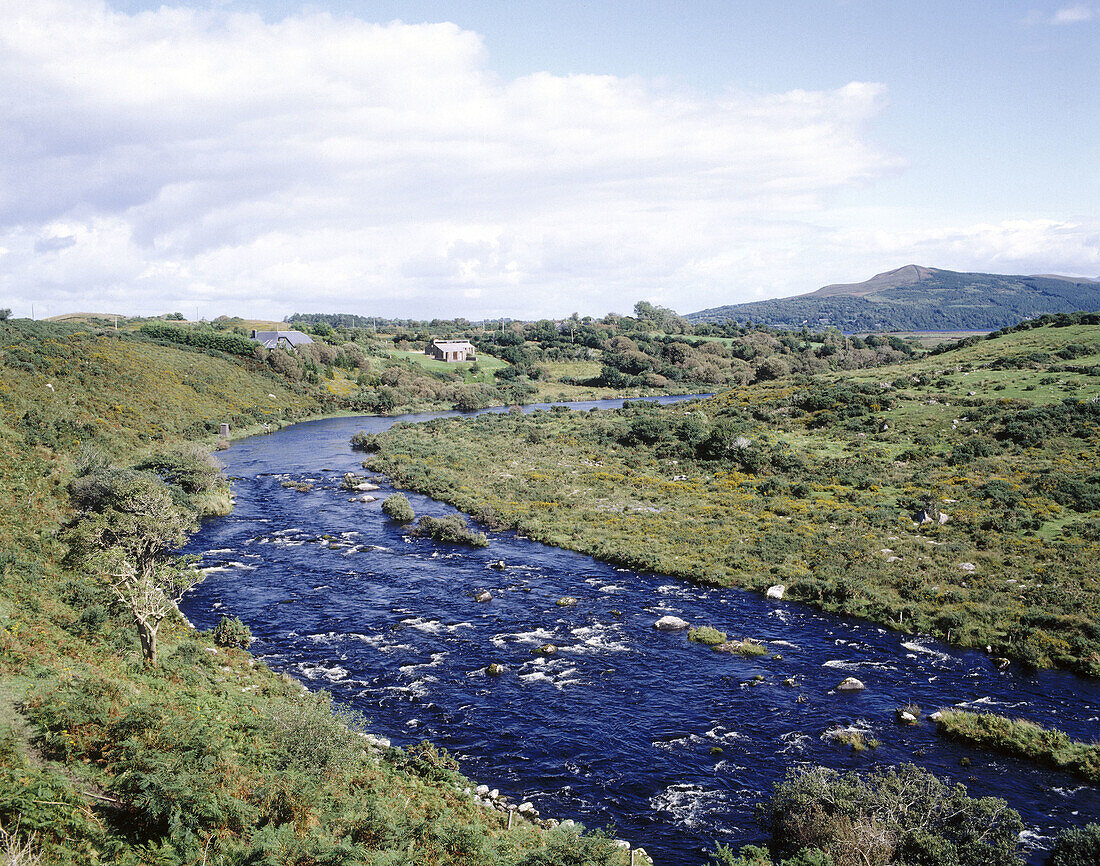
361, 322, 1100, 675
0, 321, 653, 864
182, 409, 1100, 864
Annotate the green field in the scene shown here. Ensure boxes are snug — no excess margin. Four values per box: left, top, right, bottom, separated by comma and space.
365, 322, 1100, 674
386, 348, 511, 383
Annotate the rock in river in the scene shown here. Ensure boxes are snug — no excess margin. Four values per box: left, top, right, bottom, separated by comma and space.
654, 615, 689, 631
766, 585, 785, 600
836, 677, 865, 692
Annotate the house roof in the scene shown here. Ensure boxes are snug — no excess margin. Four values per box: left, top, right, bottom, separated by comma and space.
431, 340, 475, 350
252, 330, 314, 348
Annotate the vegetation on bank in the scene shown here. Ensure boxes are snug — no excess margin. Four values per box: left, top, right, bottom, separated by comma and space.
709, 764, 1024, 866
363, 321, 1100, 674
0, 318, 636, 864
935, 710, 1100, 782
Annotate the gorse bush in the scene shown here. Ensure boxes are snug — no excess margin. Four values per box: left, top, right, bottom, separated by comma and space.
381, 493, 415, 523
213, 615, 252, 649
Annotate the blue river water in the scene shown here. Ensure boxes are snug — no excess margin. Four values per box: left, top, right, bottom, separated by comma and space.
180, 399, 1100, 864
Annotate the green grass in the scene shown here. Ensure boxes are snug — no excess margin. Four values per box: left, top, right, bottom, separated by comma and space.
937, 710, 1100, 782
386, 349, 510, 384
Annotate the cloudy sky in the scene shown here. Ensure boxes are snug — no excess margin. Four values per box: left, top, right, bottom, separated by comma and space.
2, 1, 1098, 321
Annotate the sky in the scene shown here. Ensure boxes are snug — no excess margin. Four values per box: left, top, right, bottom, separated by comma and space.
1, 1, 1098, 321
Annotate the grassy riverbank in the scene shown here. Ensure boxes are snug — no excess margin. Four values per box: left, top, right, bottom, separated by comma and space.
0, 319, 637, 864
364, 320, 1100, 674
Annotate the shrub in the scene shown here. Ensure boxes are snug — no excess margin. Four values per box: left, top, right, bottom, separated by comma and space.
762, 764, 1023, 866
264, 691, 370, 778
1047, 822, 1100, 866
350, 431, 381, 452
381, 494, 415, 523
136, 445, 223, 495
411, 515, 488, 547
212, 615, 253, 649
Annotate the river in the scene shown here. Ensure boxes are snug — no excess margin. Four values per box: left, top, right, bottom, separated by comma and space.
180, 399, 1100, 864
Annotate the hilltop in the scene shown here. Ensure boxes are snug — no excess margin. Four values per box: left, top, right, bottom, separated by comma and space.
687, 265, 1100, 332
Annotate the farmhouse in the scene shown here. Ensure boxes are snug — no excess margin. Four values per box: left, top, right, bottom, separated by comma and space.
427, 339, 476, 362
251, 329, 315, 350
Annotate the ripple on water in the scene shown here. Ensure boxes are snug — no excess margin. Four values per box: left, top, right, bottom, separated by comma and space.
650, 784, 733, 831
297, 662, 349, 683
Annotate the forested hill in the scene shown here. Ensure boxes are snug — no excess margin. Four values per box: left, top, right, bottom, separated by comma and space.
687, 265, 1100, 331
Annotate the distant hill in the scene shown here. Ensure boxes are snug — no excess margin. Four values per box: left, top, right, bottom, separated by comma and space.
687, 265, 1100, 331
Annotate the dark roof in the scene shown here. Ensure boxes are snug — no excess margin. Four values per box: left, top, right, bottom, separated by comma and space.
252, 329, 314, 348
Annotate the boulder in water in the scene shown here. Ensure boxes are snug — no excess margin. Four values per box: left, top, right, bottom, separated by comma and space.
534, 643, 558, 656
654, 615, 689, 631
766, 584, 785, 600
490, 560, 506, 570
836, 676, 865, 691
486, 663, 505, 676
556, 596, 578, 607
474, 590, 493, 603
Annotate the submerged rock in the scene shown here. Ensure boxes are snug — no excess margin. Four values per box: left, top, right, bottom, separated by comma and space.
490, 560, 506, 570
534, 643, 558, 656
836, 676, 865, 691
654, 615, 689, 631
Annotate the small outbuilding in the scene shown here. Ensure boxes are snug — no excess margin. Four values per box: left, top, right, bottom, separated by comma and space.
251, 329, 315, 350
427, 339, 476, 362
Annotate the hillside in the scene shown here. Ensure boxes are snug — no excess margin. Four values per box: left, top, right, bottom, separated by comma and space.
688, 265, 1100, 331
0, 319, 637, 864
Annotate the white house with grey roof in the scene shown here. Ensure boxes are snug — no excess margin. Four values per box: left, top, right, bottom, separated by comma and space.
427, 339, 476, 362
251, 329, 314, 350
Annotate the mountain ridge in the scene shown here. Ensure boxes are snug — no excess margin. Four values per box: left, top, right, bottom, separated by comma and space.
687, 265, 1100, 331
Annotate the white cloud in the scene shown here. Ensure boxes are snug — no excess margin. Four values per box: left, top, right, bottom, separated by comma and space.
0, 0, 910, 319
1052, 4, 1094, 24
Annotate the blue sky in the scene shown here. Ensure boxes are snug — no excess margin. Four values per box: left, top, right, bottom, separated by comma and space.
2, 1, 1097, 320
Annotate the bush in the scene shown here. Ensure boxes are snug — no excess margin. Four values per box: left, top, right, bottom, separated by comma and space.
264, 691, 370, 777
136, 445, 223, 494
350, 431, 381, 452
411, 515, 488, 547
381, 494, 415, 523
1047, 822, 1100, 866
213, 615, 253, 649
762, 764, 1023, 866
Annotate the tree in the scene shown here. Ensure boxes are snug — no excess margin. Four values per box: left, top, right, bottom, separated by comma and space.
0, 308, 11, 321
67, 472, 198, 667
100, 550, 197, 667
